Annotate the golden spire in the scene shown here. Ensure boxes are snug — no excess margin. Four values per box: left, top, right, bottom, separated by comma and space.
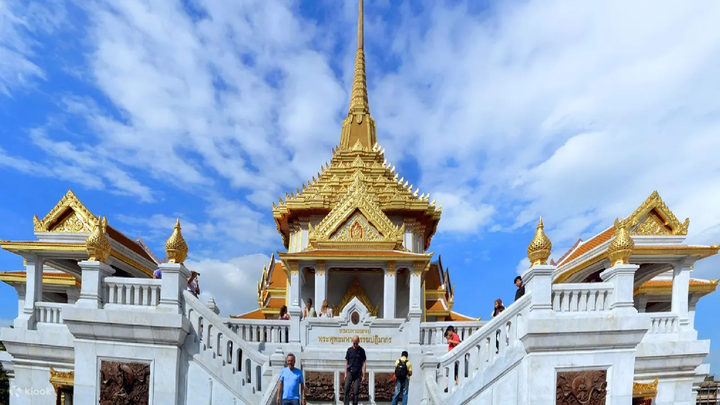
527, 217, 552, 266
608, 218, 634, 266
86, 216, 112, 263
165, 218, 189, 264
339, 0, 377, 151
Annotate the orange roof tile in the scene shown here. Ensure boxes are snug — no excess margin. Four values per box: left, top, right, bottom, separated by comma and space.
446, 311, 479, 322
425, 300, 447, 312
558, 227, 615, 266
230, 308, 266, 319
266, 298, 286, 309
268, 263, 287, 288
641, 279, 716, 288
425, 263, 442, 291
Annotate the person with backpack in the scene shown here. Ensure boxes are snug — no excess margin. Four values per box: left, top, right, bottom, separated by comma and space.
391, 350, 412, 405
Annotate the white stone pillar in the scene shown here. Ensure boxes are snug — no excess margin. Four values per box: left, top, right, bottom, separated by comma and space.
13, 284, 26, 328
409, 263, 423, 313
16, 256, 44, 328
520, 264, 554, 313
314, 260, 327, 312
66, 287, 80, 304
635, 295, 649, 313
671, 259, 692, 325
158, 262, 191, 314
288, 261, 302, 343
383, 262, 396, 319
600, 263, 639, 314
688, 294, 701, 330
76, 260, 115, 309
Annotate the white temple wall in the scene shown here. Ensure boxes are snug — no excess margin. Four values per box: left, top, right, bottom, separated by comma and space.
326, 272, 385, 317
8, 365, 56, 405
184, 360, 248, 405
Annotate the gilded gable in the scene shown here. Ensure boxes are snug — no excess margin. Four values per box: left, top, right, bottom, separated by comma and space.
330, 212, 382, 242
33, 190, 97, 233
628, 191, 689, 236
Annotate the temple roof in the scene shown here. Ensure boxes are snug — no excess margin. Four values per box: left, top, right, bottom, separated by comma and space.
271, 0, 441, 251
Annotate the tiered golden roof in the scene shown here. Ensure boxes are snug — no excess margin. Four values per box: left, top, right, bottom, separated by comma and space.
272, 0, 441, 251
527, 217, 552, 266
165, 218, 188, 264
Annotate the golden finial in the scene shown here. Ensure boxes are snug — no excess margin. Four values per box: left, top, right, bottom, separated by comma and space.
527, 217, 552, 266
165, 218, 189, 264
608, 218, 634, 266
86, 216, 112, 263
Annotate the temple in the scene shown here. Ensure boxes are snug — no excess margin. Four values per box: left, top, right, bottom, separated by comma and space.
1, 1, 718, 404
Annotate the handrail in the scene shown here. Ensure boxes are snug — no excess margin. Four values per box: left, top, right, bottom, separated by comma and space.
183, 291, 268, 364
551, 283, 613, 312
437, 294, 530, 364
259, 373, 281, 405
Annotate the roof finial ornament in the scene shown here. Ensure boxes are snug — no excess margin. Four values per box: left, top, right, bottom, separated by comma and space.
86, 216, 112, 263
527, 217, 552, 266
165, 218, 189, 264
608, 217, 634, 266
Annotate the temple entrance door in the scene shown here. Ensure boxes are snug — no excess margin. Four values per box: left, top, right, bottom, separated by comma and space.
327, 269, 383, 318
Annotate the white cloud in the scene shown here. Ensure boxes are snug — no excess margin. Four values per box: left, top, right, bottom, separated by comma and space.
186, 254, 270, 316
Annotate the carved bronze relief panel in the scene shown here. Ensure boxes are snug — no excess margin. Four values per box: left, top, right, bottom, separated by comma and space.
339, 373, 369, 402
374, 372, 397, 402
99, 360, 150, 405
556, 369, 607, 405
305, 371, 335, 402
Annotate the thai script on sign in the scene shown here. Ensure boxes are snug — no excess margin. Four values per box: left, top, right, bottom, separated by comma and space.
339, 328, 371, 334
317, 335, 392, 345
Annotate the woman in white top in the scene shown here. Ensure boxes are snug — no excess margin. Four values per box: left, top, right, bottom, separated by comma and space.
319, 299, 333, 317
187, 271, 200, 297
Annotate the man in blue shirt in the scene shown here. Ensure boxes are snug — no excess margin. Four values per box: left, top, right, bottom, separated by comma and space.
277, 353, 305, 405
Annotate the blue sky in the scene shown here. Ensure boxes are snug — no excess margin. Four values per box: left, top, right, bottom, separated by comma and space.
2, 0, 720, 370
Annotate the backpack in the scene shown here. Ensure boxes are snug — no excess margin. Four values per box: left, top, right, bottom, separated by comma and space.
395, 359, 409, 381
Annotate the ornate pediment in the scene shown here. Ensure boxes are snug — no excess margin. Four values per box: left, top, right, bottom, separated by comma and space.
308, 173, 405, 250
629, 191, 689, 236
33, 190, 97, 233
334, 277, 378, 317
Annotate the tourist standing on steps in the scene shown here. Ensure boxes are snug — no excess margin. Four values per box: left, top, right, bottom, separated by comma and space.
344, 335, 366, 405
514, 276, 525, 302
187, 271, 200, 297
444, 326, 460, 393
491, 298, 505, 318
152, 268, 162, 279
277, 353, 306, 405
391, 350, 412, 405
303, 298, 317, 319
279, 305, 291, 320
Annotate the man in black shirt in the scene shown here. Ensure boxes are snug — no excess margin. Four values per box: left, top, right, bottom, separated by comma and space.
514, 276, 525, 302
344, 335, 366, 405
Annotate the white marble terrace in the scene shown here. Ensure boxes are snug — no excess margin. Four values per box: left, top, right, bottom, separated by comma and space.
0, 254, 712, 405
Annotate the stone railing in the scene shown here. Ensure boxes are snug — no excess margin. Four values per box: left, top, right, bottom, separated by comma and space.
420, 321, 485, 346
648, 313, 679, 335
434, 294, 531, 395
103, 277, 161, 308
183, 291, 270, 402
34, 302, 65, 325
225, 319, 291, 344
551, 283, 613, 312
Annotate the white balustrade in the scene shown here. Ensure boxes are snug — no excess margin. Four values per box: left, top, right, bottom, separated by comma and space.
183, 291, 270, 401
34, 302, 65, 324
435, 294, 531, 396
224, 319, 291, 344
551, 283, 613, 312
648, 313, 679, 334
103, 278, 161, 307
420, 321, 485, 346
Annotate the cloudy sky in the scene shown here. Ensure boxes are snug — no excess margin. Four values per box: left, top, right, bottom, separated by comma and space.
1, 0, 720, 369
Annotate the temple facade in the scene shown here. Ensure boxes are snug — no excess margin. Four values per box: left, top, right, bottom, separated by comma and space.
1, 1, 718, 404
